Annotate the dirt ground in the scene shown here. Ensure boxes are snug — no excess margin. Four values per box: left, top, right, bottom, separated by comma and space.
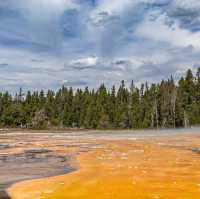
1, 129, 200, 199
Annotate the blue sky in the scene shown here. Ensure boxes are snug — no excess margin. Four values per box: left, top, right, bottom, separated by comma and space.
0, 0, 200, 92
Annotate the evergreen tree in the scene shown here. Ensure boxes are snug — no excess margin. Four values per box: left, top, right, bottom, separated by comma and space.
0, 68, 199, 129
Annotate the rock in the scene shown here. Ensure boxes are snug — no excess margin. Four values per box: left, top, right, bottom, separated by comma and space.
191, 148, 200, 154
24, 148, 52, 154
0, 144, 9, 150
23, 148, 52, 160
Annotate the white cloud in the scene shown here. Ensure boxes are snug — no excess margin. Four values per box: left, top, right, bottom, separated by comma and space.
135, 13, 200, 48
95, 0, 167, 14
95, 0, 135, 14
70, 56, 98, 67
1, 0, 200, 92
172, 0, 200, 10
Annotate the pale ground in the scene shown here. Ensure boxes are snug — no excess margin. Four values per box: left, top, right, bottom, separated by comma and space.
1, 128, 200, 199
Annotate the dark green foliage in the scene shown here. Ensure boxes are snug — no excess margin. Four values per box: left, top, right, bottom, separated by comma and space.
0, 68, 200, 129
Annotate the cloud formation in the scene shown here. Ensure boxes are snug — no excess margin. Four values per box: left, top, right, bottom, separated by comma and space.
0, 0, 200, 92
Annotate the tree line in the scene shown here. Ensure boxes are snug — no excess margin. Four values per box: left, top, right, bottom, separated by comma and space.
0, 68, 200, 129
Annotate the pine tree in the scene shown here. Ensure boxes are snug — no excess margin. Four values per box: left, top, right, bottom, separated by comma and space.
0, 68, 200, 129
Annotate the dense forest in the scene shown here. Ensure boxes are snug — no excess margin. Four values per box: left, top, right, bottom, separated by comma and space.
0, 68, 200, 129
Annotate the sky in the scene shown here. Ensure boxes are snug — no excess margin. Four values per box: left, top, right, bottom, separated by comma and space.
0, 0, 200, 92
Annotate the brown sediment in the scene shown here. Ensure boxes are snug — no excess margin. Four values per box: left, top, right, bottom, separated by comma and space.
7, 131, 200, 199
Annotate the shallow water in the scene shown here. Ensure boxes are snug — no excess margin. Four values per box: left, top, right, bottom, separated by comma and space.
1, 128, 200, 199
